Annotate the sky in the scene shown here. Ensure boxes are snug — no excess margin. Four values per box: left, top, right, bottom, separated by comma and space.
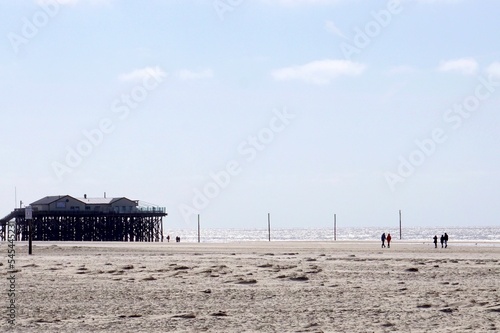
1, 0, 499, 230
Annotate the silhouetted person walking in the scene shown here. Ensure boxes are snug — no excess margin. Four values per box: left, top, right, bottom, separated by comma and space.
381, 233, 386, 248
444, 233, 448, 248
440, 235, 444, 248
387, 233, 392, 248
433, 235, 438, 248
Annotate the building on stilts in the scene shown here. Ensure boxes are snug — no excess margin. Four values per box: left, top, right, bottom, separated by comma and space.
0, 194, 166, 242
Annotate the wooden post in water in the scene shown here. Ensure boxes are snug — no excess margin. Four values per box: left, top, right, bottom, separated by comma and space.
334, 214, 337, 241
268, 213, 271, 242
197, 214, 200, 243
399, 209, 402, 240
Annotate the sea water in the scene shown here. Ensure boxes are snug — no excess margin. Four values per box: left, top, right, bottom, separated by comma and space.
165, 226, 500, 243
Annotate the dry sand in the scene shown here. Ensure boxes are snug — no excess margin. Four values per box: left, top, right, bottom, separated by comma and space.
1, 241, 499, 332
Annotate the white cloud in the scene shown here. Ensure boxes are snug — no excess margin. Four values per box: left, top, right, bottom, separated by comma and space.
437, 58, 478, 75
412, 0, 463, 3
177, 69, 214, 81
259, 0, 341, 6
261, 0, 460, 4
36, 0, 112, 6
387, 65, 417, 75
36, 0, 75, 5
325, 20, 347, 39
272, 59, 366, 85
486, 62, 500, 78
119, 66, 166, 83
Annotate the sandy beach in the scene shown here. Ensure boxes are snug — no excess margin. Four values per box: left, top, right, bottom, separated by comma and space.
2, 241, 499, 332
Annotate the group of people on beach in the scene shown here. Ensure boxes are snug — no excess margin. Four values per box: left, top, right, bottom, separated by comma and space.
380, 232, 449, 249
433, 233, 449, 248
381, 232, 391, 248
165, 235, 181, 243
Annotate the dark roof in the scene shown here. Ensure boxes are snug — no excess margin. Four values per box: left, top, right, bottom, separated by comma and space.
109, 197, 137, 204
30, 195, 75, 205
30, 195, 138, 206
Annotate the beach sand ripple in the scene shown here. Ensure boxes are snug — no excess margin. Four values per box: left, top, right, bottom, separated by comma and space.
2, 241, 499, 332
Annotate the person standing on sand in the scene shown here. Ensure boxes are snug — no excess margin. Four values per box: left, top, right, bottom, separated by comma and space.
381, 233, 386, 248
386, 233, 392, 248
440, 235, 444, 248
433, 235, 438, 248
444, 233, 448, 248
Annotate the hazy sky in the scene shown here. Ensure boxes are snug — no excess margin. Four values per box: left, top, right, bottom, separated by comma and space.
1, 0, 499, 230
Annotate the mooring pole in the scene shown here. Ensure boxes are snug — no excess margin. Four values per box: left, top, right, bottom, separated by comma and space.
399, 209, 402, 240
29, 219, 33, 254
197, 214, 200, 243
334, 213, 337, 241
268, 213, 271, 242
26, 206, 33, 255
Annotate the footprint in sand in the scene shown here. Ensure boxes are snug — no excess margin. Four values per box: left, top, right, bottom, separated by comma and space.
289, 275, 309, 281
211, 311, 228, 317
239, 278, 257, 284
172, 313, 196, 319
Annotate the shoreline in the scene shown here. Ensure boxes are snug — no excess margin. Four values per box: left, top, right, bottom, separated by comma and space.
9, 239, 500, 248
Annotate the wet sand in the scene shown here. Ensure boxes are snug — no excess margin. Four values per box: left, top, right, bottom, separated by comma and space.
2, 241, 499, 332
